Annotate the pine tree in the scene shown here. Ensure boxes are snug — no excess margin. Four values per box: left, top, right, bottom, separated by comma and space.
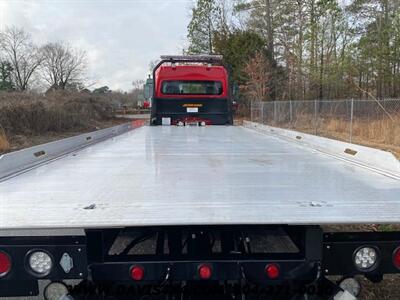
0, 61, 14, 91
187, 0, 221, 54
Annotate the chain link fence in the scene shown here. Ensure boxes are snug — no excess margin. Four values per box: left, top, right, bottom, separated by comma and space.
250, 99, 400, 157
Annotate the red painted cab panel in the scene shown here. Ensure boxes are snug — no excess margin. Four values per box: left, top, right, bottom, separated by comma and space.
155, 65, 228, 99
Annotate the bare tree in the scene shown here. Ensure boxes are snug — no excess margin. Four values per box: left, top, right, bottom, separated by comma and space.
243, 52, 271, 101
40, 42, 86, 90
132, 79, 145, 91
0, 26, 43, 91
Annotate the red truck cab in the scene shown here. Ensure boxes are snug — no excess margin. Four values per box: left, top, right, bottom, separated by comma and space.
150, 55, 233, 126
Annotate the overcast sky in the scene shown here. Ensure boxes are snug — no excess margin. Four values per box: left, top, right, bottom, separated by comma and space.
0, 0, 192, 91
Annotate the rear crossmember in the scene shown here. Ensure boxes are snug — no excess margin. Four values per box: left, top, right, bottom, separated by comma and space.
1, 225, 400, 299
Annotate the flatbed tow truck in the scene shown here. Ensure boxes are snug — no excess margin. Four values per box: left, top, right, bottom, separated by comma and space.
0, 56, 399, 300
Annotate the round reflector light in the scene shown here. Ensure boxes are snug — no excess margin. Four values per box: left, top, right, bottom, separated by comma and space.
0, 251, 11, 277
265, 263, 280, 279
130, 265, 145, 281
44, 282, 69, 300
28, 250, 53, 276
354, 246, 378, 271
393, 247, 400, 269
198, 264, 212, 279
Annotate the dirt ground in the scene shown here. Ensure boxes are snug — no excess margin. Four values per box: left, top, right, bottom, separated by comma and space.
3, 118, 131, 153
359, 275, 400, 300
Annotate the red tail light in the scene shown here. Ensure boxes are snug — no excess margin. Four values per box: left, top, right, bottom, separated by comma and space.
393, 247, 400, 269
198, 264, 212, 279
0, 251, 11, 277
130, 265, 145, 281
265, 263, 280, 279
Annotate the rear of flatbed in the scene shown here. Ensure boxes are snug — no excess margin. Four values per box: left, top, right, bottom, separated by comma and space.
0, 123, 400, 299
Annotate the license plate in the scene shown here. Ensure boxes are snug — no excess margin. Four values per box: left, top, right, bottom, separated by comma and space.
162, 117, 171, 125
187, 107, 198, 113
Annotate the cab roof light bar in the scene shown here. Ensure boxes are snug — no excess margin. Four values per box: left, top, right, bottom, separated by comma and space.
160, 55, 223, 63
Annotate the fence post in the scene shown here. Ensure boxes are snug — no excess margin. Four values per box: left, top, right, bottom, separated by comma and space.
274, 101, 277, 124
250, 100, 253, 122
314, 99, 318, 135
260, 101, 264, 124
289, 100, 293, 127
350, 98, 354, 143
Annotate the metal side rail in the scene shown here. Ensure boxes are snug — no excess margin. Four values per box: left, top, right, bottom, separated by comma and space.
0, 120, 143, 182
243, 121, 400, 179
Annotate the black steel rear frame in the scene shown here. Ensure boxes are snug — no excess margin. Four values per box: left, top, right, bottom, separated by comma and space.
1, 225, 400, 298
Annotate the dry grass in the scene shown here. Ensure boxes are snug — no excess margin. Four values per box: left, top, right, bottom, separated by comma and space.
6, 118, 130, 152
0, 91, 131, 154
321, 117, 400, 159
268, 114, 400, 159
0, 128, 10, 152
0, 91, 115, 135
0, 91, 145, 153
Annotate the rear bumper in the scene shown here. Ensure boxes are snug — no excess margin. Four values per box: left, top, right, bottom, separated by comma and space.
90, 260, 318, 283
150, 98, 233, 125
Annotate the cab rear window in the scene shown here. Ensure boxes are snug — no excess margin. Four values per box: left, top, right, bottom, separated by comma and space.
161, 80, 223, 95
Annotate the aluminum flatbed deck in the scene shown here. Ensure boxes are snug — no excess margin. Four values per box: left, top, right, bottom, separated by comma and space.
0, 125, 399, 229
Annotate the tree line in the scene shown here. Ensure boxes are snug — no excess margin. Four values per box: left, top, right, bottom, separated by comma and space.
187, 0, 400, 101
0, 26, 87, 92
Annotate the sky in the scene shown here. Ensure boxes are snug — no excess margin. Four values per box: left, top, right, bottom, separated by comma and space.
0, 0, 192, 91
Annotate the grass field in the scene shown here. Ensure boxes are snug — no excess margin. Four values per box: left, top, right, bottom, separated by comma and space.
0, 91, 123, 154
0, 130, 9, 152
268, 115, 400, 159
316, 115, 400, 158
